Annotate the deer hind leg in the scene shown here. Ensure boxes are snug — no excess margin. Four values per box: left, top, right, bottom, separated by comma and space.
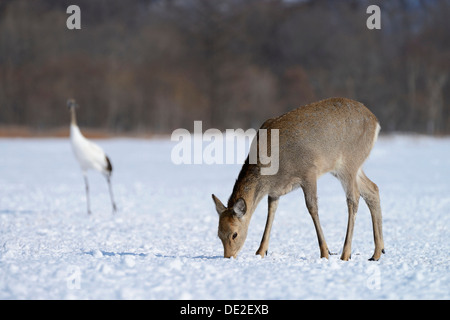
302, 176, 329, 259
256, 196, 279, 258
357, 169, 384, 261
339, 172, 360, 261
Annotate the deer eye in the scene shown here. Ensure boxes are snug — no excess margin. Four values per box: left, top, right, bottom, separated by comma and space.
232, 232, 238, 240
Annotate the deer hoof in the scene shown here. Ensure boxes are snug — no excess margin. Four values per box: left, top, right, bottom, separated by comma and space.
255, 249, 268, 258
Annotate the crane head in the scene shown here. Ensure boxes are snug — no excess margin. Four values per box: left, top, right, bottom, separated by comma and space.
67, 99, 78, 109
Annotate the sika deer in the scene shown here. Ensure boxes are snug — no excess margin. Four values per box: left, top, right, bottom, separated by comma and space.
212, 97, 384, 261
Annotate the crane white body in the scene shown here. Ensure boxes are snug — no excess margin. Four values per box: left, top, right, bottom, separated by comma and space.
70, 124, 110, 175
68, 99, 116, 214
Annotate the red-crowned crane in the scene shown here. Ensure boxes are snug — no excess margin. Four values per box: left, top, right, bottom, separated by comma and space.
67, 99, 117, 214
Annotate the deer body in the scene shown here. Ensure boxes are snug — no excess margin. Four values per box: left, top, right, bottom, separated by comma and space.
213, 97, 384, 261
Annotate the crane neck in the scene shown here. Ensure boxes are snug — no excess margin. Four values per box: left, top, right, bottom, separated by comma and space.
70, 107, 77, 126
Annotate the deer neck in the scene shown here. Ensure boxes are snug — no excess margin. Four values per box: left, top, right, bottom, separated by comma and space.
228, 163, 267, 219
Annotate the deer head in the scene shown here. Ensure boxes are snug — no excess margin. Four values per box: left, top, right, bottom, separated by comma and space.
212, 194, 250, 258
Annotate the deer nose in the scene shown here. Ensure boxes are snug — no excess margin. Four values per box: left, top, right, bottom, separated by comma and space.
224, 251, 237, 259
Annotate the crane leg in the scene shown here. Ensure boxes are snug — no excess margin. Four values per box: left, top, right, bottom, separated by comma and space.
107, 176, 117, 213
83, 174, 92, 215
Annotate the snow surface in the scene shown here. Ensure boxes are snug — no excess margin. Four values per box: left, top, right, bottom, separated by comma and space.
0, 135, 449, 299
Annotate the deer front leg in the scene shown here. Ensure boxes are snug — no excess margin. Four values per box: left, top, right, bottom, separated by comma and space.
256, 196, 279, 258
340, 178, 360, 261
302, 179, 329, 259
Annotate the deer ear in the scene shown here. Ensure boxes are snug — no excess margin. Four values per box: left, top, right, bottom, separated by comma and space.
212, 194, 226, 215
233, 198, 247, 218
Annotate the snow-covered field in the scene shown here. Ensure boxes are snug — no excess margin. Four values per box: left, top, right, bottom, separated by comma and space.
0, 135, 449, 300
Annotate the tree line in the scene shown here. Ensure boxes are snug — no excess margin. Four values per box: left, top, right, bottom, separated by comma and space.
0, 0, 449, 134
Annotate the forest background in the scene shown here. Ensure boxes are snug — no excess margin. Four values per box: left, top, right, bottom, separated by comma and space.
1, 0, 449, 136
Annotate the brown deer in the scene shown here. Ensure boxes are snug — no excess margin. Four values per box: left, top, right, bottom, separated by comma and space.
212, 97, 384, 261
